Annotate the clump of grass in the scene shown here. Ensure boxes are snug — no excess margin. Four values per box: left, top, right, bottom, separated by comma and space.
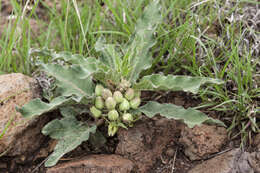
157, 0, 260, 147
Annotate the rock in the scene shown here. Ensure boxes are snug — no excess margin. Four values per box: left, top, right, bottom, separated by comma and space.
237, 152, 255, 173
188, 149, 260, 173
1, 0, 13, 16
253, 133, 260, 151
0, 73, 47, 157
165, 147, 175, 157
115, 118, 182, 173
188, 149, 240, 173
179, 124, 228, 160
46, 154, 135, 173
248, 151, 260, 173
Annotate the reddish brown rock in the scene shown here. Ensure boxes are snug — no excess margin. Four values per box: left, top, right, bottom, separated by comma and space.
179, 124, 228, 160
189, 149, 260, 173
116, 118, 183, 173
46, 154, 135, 173
0, 73, 47, 157
248, 151, 260, 173
188, 149, 241, 173
253, 133, 260, 151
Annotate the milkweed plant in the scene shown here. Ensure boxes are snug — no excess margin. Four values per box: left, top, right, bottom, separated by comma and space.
17, 0, 225, 167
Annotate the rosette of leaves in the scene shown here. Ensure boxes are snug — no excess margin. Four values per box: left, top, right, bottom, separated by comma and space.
17, 0, 225, 167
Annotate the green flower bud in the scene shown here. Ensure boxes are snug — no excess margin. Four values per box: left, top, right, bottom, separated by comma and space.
90, 106, 101, 118
130, 97, 141, 109
102, 88, 113, 100
119, 79, 131, 91
105, 97, 116, 110
108, 110, 119, 121
95, 96, 104, 109
119, 98, 130, 111
95, 85, 104, 96
122, 113, 134, 123
125, 88, 135, 100
108, 123, 118, 136
113, 91, 124, 103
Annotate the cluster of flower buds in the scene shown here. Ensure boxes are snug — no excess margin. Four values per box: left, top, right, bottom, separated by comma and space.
90, 84, 141, 136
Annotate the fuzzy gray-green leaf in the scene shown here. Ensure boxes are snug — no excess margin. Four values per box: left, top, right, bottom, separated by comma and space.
133, 74, 223, 94
42, 117, 96, 167
40, 63, 94, 101
59, 106, 89, 118
31, 48, 108, 79
95, 37, 122, 72
126, 0, 162, 82
16, 96, 70, 118
30, 48, 85, 64
139, 101, 225, 128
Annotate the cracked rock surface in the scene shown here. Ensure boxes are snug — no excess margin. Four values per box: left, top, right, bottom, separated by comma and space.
188, 149, 260, 173
46, 154, 135, 173
0, 73, 47, 157
115, 118, 183, 173
179, 124, 228, 160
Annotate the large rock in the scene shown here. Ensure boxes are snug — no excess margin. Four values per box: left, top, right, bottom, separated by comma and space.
248, 151, 260, 173
188, 149, 260, 173
188, 149, 240, 173
115, 118, 183, 173
0, 73, 47, 157
253, 133, 260, 151
179, 124, 228, 160
46, 154, 135, 173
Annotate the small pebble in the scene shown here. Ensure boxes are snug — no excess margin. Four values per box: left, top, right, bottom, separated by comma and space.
165, 147, 175, 157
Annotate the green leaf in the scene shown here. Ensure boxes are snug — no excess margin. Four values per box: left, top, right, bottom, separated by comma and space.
139, 101, 225, 128
95, 37, 122, 72
16, 96, 70, 118
52, 54, 108, 80
133, 74, 224, 94
30, 48, 85, 64
32, 48, 116, 86
59, 106, 89, 118
42, 117, 96, 167
93, 38, 123, 85
126, 0, 162, 82
31, 48, 107, 80
93, 69, 122, 86
78, 57, 109, 79
40, 63, 94, 102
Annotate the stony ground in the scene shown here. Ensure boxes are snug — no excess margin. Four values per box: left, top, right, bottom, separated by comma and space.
0, 73, 260, 173
0, 1, 260, 173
